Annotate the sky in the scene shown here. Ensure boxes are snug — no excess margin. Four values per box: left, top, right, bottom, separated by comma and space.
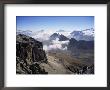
16, 16, 94, 32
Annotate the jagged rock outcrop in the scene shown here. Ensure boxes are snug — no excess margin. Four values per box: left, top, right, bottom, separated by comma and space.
49, 33, 69, 41
59, 34, 69, 41
49, 33, 59, 40
67, 64, 94, 74
16, 34, 48, 74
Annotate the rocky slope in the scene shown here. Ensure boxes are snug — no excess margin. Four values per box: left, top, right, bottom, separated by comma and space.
67, 38, 94, 71
16, 34, 94, 74
16, 34, 48, 74
67, 38, 94, 51
40, 50, 94, 74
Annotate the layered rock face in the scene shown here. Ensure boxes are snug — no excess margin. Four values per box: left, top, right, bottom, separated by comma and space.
16, 34, 48, 74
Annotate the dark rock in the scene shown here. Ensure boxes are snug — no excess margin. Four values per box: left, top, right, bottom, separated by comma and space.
16, 34, 48, 74
67, 64, 94, 74
59, 34, 69, 41
49, 33, 69, 41
49, 33, 59, 40
68, 38, 94, 50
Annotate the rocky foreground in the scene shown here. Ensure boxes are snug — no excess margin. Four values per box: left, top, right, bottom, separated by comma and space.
16, 34, 48, 74
16, 34, 94, 74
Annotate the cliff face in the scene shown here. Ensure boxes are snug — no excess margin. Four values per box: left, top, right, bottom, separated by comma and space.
16, 34, 48, 74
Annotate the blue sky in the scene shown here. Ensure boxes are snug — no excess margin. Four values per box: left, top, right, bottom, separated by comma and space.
16, 16, 94, 31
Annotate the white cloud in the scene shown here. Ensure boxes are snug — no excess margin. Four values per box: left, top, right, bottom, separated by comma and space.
43, 38, 69, 51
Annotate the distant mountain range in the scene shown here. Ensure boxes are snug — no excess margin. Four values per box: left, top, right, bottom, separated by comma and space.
17, 28, 94, 41
69, 28, 94, 41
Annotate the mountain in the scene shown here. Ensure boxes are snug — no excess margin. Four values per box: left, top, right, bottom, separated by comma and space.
67, 38, 94, 51
49, 33, 59, 40
59, 34, 69, 41
56, 30, 71, 37
16, 34, 48, 74
67, 38, 94, 69
82, 28, 94, 36
49, 33, 69, 41
17, 28, 94, 42
70, 28, 94, 41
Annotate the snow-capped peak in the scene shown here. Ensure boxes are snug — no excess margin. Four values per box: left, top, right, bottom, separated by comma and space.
56, 30, 71, 37
82, 28, 94, 36
70, 28, 94, 41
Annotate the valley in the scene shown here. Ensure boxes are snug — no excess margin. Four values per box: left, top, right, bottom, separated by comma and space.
40, 49, 94, 74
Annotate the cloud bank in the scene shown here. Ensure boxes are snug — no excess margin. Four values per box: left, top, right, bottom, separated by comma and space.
43, 38, 69, 51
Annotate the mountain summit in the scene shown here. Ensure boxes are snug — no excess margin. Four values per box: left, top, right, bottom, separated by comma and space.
49, 33, 69, 41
